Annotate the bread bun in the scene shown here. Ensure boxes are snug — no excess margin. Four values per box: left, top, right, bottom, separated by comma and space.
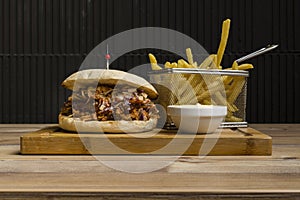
59, 114, 158, 133
61, 69, 158, 99
59, 69, 159, 133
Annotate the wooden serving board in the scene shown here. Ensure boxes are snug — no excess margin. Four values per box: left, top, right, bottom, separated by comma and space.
20, 126, 272, 155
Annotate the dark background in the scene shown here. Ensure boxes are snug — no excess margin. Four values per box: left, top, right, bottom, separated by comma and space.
0, 0, 299, 123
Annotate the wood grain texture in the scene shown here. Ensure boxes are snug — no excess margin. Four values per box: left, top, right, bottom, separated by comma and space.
20, 126, 272, 155
0, 193, 299, 200
0, 124, 299, 199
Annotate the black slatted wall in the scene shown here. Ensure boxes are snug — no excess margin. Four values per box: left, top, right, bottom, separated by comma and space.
0, 0, 299, 123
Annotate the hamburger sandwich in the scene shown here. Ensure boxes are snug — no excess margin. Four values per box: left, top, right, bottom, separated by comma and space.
59, 69, 159, 133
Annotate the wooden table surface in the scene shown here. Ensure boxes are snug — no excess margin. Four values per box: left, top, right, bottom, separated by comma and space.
0, 124, 299, 199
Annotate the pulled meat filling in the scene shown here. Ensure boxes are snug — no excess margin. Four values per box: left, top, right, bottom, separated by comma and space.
61, 85, 159, 121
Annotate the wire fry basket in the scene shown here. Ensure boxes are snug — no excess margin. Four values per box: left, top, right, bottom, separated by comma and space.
148, 68, 249, 128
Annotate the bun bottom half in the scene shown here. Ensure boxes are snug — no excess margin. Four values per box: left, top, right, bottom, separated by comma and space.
58, 114, 158, 133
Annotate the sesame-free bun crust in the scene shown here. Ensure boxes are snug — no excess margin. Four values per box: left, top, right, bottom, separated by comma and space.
61, 69, 158, 99
59, 114, 158, 133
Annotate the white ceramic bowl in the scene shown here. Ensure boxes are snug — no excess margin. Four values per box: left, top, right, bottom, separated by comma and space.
167, 104, 227, 133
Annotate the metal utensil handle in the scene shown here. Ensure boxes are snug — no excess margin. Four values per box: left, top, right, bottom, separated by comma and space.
235, 44, 278, 64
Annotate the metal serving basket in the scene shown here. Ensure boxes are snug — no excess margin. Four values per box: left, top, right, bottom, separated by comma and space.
148, 68, 249, 128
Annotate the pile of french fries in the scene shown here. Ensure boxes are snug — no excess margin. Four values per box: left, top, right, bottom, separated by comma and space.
148, 19, 254, 122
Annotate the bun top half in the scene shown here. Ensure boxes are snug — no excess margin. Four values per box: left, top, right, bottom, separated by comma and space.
61, 69, 158, 99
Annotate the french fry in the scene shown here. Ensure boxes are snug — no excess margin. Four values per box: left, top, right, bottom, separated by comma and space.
192, 62, 198, 67
164, 61, 172, 68
175, 75, 198, 104
185, 48, 199, 68
186, 48, 194, 65
180, 75, 208, 104
230, 61, 254, 70
211, 55, 218, 69
225, 115, 243, 122
148, 53, 156, 63
148, 53, 162, 70
227, 77, 245, 104
232, 61, 238, 70
151, 63, 162, 70
202, 99, 212, 105
189, 63, 197, 68
182, 59, 192, 68
171, 62, 178, 68
232, 103, 238, 111
187, 74, 202, 88
179, 89, 198, 104
179, 60, 184, 68
237, 63, 254, 70
223, 76, 233, 85
213, 91, 227, 106
192, 76, 206, 98
216, 19, 231, 68
227, 102, 238, 113
226, 111, 233, 117
177, 59, 191, 68
197, 85, 219, 101
199, 54, 217, 69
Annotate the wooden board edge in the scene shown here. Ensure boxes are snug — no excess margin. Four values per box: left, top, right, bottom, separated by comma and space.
20, 127, 273, 156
